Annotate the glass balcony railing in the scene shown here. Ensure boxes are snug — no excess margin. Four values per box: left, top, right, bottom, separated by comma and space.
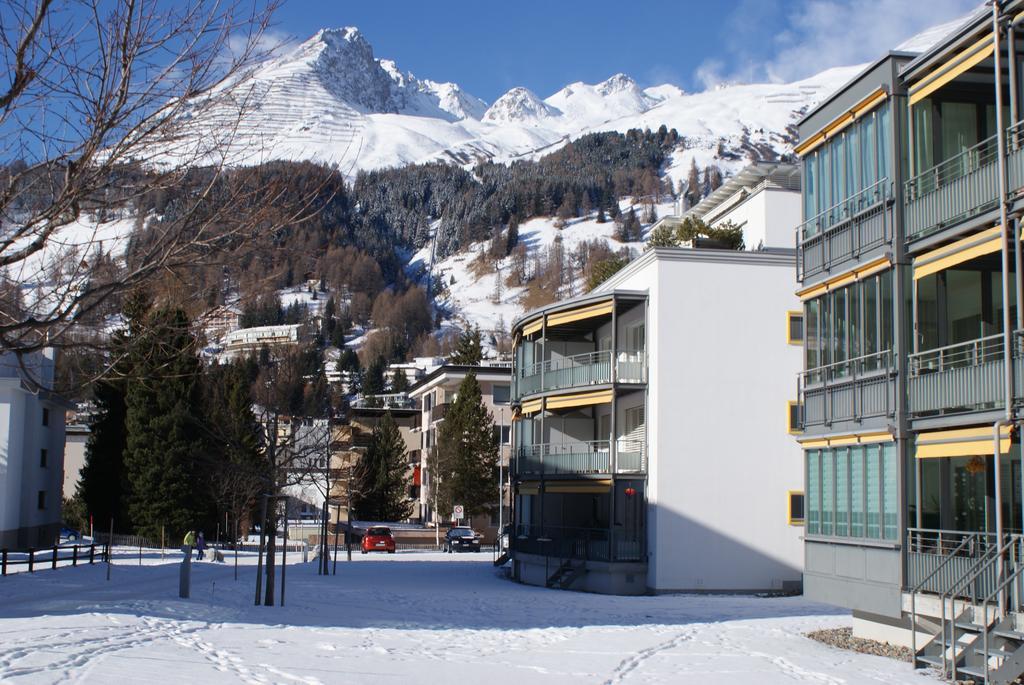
516, 439, 646, 476
905, 133, 999, 242
516, 350, 646, 398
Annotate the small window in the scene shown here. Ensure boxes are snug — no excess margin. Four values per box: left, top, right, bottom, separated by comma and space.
42, 408, 49, 426
37, 490, 46, 510
40, 449, 47, 468
788, 491, 805, 525
492, 384, 511, 404
787, 401, 803, 435
491, 425, 511, 446
787, 311, 804, 345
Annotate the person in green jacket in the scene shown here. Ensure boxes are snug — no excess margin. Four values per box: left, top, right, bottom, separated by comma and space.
183, 530, 196, 557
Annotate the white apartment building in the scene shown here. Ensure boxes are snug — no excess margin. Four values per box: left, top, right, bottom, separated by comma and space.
223, 324, 304, 356
0, 350, 69, 548
509, 163, 805, 594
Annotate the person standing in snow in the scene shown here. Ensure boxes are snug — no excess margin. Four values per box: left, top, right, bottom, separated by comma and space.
196, 531, 206, 561
183, 530, 196, 558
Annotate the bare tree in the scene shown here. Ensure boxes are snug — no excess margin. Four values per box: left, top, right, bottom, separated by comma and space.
0, 0, 334, 386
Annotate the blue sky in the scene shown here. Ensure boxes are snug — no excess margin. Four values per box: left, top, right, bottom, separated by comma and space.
269, 0, 980, 102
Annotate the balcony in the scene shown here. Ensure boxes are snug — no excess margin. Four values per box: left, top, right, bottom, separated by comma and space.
797, 179, 892, 282
906, 528, 1003, 597
516, 350, 646, 399
800, 351, 896, 428
513, 524, 646, 563
516, 439, 646, 477
1007, 121, 1024, 195
908, 332, 1024, 417
905, 133, 999, 242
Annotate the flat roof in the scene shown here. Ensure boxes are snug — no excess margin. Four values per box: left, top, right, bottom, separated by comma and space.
407, 364, 511, 395
797, 51, 918, 127
510, 290, 648, 331
899, 6, 990, 80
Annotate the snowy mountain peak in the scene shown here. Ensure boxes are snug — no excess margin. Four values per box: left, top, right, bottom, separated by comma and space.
596, 73, 639, 96
483, 87, 559, 123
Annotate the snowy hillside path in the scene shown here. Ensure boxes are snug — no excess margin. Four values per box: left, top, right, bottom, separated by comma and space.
0, 551, 937, 683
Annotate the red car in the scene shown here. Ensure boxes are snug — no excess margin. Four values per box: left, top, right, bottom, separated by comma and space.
361, 526, 396, 554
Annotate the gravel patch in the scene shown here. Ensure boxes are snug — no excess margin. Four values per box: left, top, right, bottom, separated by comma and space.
806, 627, 911, 662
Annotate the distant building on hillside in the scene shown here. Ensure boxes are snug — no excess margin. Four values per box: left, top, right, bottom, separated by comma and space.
196, 304, 241, 342
223, 323, 305, 357
0, 350, 70, 548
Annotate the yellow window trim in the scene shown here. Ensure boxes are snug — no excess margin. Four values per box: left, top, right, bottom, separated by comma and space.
787, 401, 803, 435
518, 482, 541, 496
912, 226, 1008, 281
795, 87, 888, 157
546, 299, 614, 329
786, 311, 804, 346
545, 389, 614, 410
909, 33, 995, 107
797, 256, 892, 301
544, 480, 613, 494
788, 490, 805, 526
520, 398, 544, 415
916, 425, 1013, 459
798, 431, 894, 448
521, 318, 543, 337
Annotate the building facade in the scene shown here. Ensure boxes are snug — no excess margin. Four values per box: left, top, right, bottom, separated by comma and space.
509, 177, 805, 595
794, 4, 1024, 679
407, 364, 512, 532
0, 351, 68, 548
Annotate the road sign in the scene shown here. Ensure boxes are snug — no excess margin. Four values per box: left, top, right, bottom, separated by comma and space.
453, 505, 464, 520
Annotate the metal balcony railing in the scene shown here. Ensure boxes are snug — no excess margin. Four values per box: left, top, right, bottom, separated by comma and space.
513, 524, 646, 563
905, 133, 1000, 241
906, 528, 1013, 599
518, 441, 611, 476
799, 350, 896, 428
796, 178, 892, 281
516, 350, 647, 398
907, 332, 1024, 416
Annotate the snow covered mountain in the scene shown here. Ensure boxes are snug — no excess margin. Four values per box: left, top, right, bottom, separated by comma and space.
167, 25, 864, 184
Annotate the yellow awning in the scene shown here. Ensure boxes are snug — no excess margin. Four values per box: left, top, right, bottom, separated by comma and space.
795, 87, 888, 157
916, 425, 1013, 459
544, 480, 613, 494
799, 431, 894, 449
520, 398, 544, 415
797, 256, 892, 301
545, 389, 614, 410
909, 33, 995, 107
518, 482, 541, 495
912, 226, 1003, 280
546, 299, 614, 329
522, 318, 544, 337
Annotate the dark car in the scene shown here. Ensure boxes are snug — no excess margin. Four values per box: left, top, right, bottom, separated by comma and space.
443, 526, 480, 553
361, 526, 396, 554
59, 526, 81, 542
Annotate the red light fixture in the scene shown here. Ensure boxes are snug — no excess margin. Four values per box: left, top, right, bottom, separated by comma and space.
624, 487, 636, 497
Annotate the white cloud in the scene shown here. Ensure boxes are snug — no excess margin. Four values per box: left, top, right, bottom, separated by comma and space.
696, 0, 981, 88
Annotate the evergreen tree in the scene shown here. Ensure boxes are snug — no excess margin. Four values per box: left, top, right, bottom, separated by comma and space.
433, 373, 498, 518
586, 255, 629, 291
449, 325, 483, 365
362, 356, 387, 402
122, 306, 206, 539
686, 157, 701, 207
390, 369, 410, 393
505, 215, 520, 255
79, 379, 131, 529
352, 411, 412, 521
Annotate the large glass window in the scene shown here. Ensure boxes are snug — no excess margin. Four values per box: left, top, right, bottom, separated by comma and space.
802, 101, 892, 234
805, 443, 898, 542
804, 269, 894, 377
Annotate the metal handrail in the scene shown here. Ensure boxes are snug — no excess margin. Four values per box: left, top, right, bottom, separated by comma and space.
797, 177, 891, 242
520, 350, 612, 379
906, 132, 999, 202
909, 333, 1005, 376
939, 535, 1019, 681
801, 349, 894, 387
908, 529, 984, 663
980, 551, 1024, 682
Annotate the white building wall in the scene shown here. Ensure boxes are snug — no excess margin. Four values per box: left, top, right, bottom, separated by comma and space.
706, 187, 801, 251
598, 250, 803, 592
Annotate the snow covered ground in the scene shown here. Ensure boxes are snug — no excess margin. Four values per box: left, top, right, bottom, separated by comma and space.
0, 549, 937, 683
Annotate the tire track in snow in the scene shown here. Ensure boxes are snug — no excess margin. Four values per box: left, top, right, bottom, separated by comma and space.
603, 627, 696, 684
